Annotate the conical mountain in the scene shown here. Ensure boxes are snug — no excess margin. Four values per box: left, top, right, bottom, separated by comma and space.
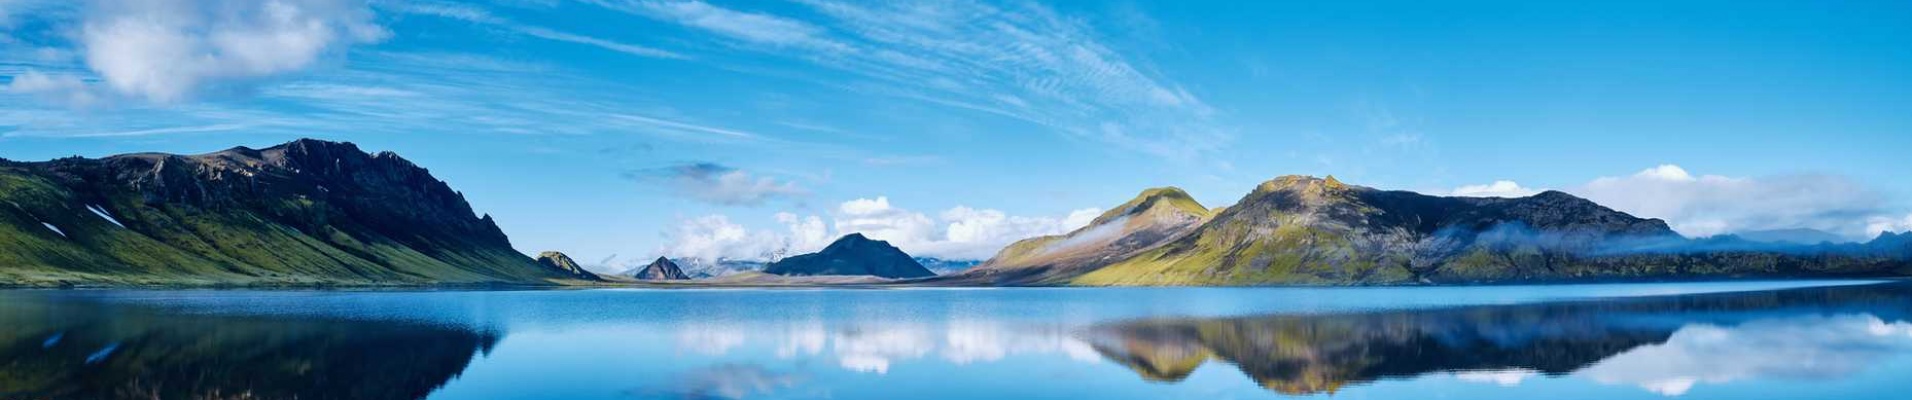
630, 256, 690, 280
954, 187, 1212, 284
1073, 175, 1679, 285
765, 233, 934, 278
535, 251, 602, 281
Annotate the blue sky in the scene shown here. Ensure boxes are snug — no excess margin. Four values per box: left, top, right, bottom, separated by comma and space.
3, 0, 1909, 270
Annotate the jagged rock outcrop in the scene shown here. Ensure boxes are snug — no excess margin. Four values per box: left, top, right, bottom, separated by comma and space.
764, 233, 934, 279
629, 256, 690, 280
535, 251, 602, 281
0, 139, 568, 286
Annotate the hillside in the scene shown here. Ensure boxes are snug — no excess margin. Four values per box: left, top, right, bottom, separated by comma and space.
953, 187, 1213, 284
957, 175, 1909, 286
0, 139, 574, 286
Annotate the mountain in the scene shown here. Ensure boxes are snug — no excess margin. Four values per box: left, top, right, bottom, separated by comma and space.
965, 175, 1909, 286
0, 139, 571, 286
653, 257, 767, 278
1733, 228, 1852, 245
953, 187, 1213, 284
764, 233, 934, 278
535, 251, 602, 281
914, 257, 982, 275
629, 256, 691, 280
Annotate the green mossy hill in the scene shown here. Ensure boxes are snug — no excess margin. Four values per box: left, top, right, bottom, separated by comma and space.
535, 251, 602, 281
952, 186, 1213, 285
0, 139, 571, 286
1069, 175, 1910, 286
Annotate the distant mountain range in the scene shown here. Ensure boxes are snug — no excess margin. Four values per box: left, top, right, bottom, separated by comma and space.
6, 140, 1907, 287
953, 175, 1912, 285
0, 139, 582, 286
1729, 228, 1854, 245
915, 257, 982, 275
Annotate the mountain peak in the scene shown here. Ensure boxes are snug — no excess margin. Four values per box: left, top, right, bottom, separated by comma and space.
630, 256, 690, 280
535, 251, 600, 281
1094, 186, 1210, 225
767, 233, 932, 278
1254, 175, 1360, 194
824, 232, 883, 251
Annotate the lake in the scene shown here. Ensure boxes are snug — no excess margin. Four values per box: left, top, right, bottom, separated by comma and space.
3, 280, 1909, 399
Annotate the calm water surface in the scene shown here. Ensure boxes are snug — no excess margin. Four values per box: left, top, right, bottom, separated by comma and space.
2, 280, 1908, 399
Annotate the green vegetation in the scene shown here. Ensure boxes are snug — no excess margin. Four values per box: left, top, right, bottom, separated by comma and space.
0, 140, 569, 287
1051, 175, 1912, 286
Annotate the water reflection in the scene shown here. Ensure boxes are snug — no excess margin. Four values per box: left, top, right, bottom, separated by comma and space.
1084, 282, 1912, 396
2, 282, 1909, 399
0, 293, 497, 399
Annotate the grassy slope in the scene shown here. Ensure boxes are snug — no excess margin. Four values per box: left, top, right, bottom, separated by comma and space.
1073, 179, 1415, 286
0, 164, 547, 286
966, 187, 1213, 284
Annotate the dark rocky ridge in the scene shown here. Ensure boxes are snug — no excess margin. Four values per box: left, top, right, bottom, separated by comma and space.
630, 256, 691, 280
0, 139, 567, 286
766, 233, 935, 278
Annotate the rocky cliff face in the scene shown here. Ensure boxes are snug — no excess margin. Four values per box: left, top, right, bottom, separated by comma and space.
0, 139, 566, 286
630, 256, 690, 280
535, 251, 602, 281
764, 233, 934, 279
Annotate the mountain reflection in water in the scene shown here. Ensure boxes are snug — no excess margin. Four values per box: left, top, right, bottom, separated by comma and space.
0, 294, 498, 400
1, 282, 1908, 399
1084, 282, 1912, 396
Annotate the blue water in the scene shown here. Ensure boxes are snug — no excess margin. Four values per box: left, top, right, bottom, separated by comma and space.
2, 280, 1907, 399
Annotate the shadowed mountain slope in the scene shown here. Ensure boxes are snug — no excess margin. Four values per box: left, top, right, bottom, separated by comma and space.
0, 139, 570, 286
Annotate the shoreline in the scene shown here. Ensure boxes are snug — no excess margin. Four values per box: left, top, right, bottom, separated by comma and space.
5, 274, 1901, 291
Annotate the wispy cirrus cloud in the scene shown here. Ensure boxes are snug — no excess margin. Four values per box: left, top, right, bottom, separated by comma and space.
588, 0, 1230, 160
387, 0, 685, 59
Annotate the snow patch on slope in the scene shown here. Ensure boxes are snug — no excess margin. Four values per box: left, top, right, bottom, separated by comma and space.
86, 204, 125, 228
41, 222, 66, 238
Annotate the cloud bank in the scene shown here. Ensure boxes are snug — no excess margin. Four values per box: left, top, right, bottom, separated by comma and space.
1449, 164, 1903, 239
660, 197, 1100, 261
1450, 180, 1538, 198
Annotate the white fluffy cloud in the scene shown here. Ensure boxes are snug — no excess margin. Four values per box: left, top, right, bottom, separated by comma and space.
1450, 164, 1904, 239
659, 197, 1100, 262
3, 70, 97, 107
830, 197, 1102, 260
659, 214, 801, 262
1866, 214, 1912, 238
78, 0, 387, 103
1576, 165, 1888, 238
1450, 180, 1539, 198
